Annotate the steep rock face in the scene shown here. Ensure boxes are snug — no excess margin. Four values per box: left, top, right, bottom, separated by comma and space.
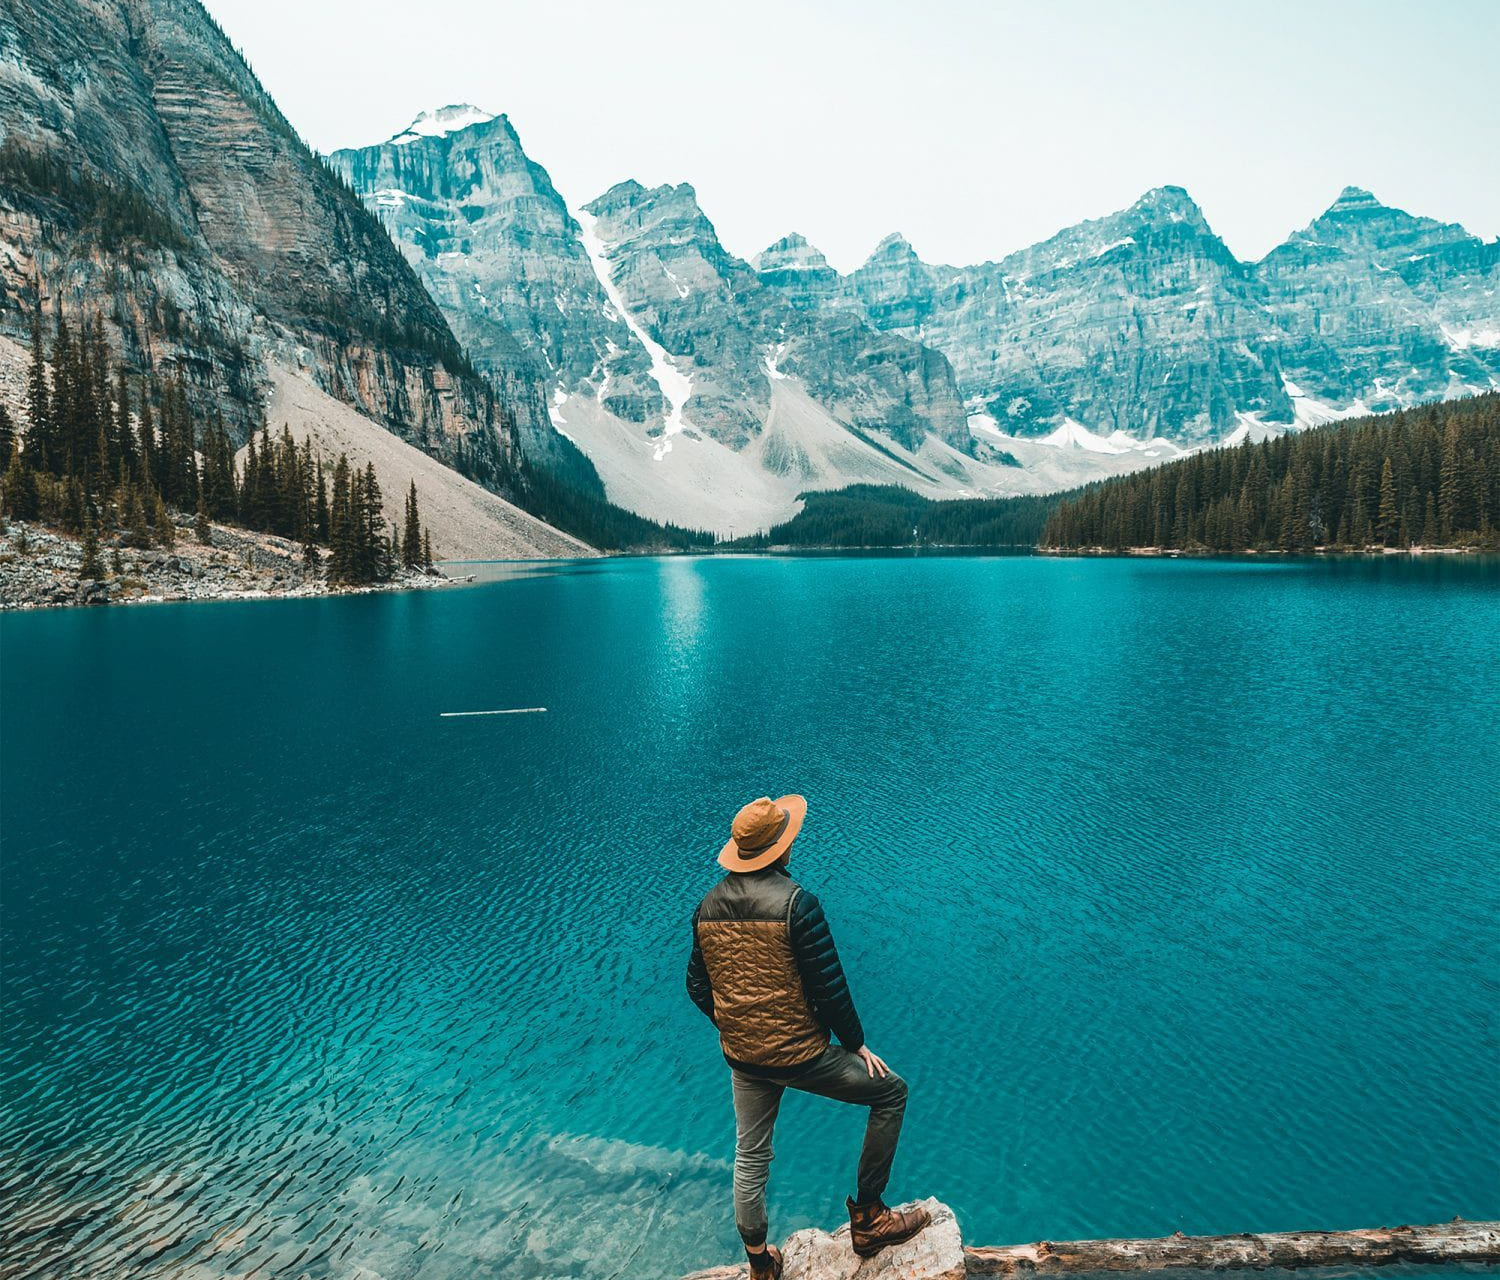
328, 110, 657, 438
848, 233, 939, 333
750, 232, 845, 311
0, 0, 527, 482
791, 189, 1289, 444
963, 187, 1287, 441
334, 117, 977, 530
582, 179, 772, 449
760, 186, 1500, 447
1254, 186, 1500, 413
580, 180, 969, 456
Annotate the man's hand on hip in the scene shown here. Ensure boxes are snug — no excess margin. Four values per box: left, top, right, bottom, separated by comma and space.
856, 1046, 890, 1078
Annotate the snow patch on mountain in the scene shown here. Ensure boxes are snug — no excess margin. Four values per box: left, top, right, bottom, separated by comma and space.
1222, 411, 1291, 448
1040, 419, 1130, 454
1442, 325, 1500, 351
763, 343, 789, 381
575, 208, 694, 462
388, 104, 495, 145
1280, 372, 1369, 428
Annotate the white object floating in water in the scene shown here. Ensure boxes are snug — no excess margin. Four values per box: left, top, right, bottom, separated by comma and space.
439, 707, 548, 718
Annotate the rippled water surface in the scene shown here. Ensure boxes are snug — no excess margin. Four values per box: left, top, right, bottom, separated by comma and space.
3, 555, 1498, 1279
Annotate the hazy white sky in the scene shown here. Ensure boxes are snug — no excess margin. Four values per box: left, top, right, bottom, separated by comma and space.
203, 0, 1499, 272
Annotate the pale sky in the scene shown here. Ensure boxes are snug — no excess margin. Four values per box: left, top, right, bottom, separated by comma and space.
203, 0, 1499, 272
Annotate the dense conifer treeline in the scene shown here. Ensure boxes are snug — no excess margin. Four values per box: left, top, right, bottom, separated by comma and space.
508, 458, 714, 552
732, 484, 1063, 548
1041, 394, 1500, 552
1, 302, 432, 584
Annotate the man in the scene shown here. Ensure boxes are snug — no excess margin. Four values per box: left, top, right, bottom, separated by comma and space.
686, 794, 930, 1280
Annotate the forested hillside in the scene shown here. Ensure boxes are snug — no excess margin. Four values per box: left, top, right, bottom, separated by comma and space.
1041, 394, 1500, 552
1, 309, 434, 584
732, 484, 1064, 549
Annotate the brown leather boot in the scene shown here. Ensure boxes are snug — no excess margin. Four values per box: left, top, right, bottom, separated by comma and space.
747, 1244, 783, 1280
846, 1197, 931, 1258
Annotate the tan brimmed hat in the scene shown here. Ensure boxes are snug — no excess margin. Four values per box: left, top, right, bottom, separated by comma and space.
718, 795, 807, 872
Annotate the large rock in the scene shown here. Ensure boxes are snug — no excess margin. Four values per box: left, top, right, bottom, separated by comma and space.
685, 1200, 963, 1280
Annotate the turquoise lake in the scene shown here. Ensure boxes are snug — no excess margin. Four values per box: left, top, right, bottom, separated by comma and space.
2, 555, 1498, 1279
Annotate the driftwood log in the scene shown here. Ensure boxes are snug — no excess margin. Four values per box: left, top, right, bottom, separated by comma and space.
963, 1220, 1500, 1274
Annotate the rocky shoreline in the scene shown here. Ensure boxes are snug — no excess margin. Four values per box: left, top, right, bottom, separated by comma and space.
0, 518, 455, 611
1040, 544, 1490, 558
682, 1203, 1500, 1280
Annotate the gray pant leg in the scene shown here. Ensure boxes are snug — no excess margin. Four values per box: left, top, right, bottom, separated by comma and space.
785, 1045, 909, 1204
731, 1069, 786, 1247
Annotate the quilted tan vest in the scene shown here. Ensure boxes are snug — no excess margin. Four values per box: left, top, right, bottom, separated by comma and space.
695, 869, 829, 1069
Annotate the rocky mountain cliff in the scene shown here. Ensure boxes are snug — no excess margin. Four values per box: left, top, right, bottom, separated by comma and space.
760, 186, 1500, 450
328, 111, 658, 432
1255, 186, 1500, 425
333, 112, 1012, 533
336, 103, 1497, 530
0, 0, 582, 503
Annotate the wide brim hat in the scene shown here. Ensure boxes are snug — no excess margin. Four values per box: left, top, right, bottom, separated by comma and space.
718, 794, 807, 872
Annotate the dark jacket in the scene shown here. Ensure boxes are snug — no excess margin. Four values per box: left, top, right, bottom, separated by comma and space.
686, 864, 864, 1075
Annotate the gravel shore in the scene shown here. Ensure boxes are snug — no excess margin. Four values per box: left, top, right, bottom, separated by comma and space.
0, 518, 455, 610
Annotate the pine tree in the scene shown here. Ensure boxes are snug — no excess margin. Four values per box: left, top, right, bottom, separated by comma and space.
1376, 457, 1399, 546
195, 485, 212, 545
123, 484, 152, 548
329, 453, 352, 583
79, 510, 104, 579
1439, 418, 1461, 538
137, 386, 156, 496
362, 462, 385, 582
2, 448, 40, 521
314, 457, 329, 543
114, 369, 136, 479
25, 312, 53, 471
60, 475, 85, 533
422, 528, 433, 569
403, 480, 422, 567
154, 493, 175, 548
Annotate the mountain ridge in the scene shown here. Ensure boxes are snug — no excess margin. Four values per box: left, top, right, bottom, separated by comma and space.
333, 101, 1497, 530
759, 182, 1499, 448
332, 110, 1022, 533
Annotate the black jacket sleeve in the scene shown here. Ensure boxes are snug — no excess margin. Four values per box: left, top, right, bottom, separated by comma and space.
789, 890, 864, 1052
686, 907, 716, 1024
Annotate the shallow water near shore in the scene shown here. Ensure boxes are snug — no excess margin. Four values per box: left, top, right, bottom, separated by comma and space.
2, 554, 1497, 1279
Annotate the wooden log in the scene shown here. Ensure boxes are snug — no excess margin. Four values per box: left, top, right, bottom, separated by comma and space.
963, 1220, 1500, 1274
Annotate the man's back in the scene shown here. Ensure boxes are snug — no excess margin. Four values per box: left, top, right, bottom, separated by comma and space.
689, 864, 863, 1072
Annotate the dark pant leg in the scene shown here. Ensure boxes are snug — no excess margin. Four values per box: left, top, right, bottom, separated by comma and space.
785, 1044, 909, 1204
731, 1069, 786, 1246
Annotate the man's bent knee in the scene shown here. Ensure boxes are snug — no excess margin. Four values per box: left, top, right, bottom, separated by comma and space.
876, 1072, 908, 1110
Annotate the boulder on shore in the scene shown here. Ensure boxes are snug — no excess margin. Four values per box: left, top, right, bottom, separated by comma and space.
684, 1200, 963, 1280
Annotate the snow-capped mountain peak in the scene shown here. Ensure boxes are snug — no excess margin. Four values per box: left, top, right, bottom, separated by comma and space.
388, 104, 496, 145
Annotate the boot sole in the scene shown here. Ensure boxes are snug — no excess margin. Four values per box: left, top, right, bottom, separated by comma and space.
851, 1219, 930, 1259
